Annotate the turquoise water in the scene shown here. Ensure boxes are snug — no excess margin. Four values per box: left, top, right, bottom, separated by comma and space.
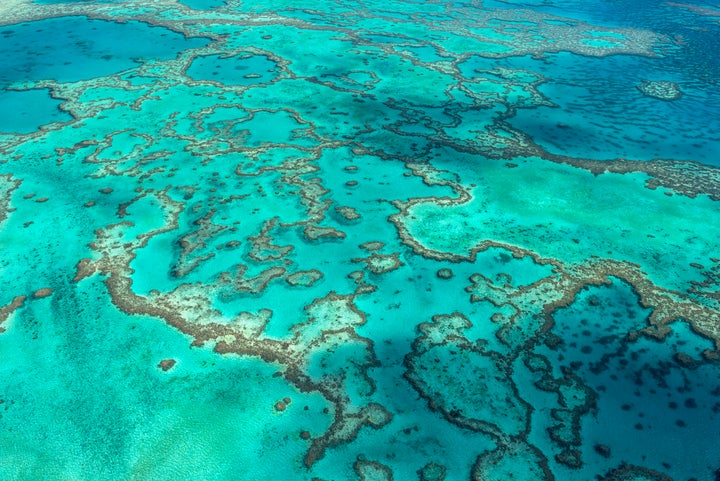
178, 0, 226, 10
186, 53, 279, 86
0, 0, 719, 480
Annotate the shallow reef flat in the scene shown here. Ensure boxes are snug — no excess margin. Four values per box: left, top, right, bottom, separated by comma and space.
0, 0, 718, 480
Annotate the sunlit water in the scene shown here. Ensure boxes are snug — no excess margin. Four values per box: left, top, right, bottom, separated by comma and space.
0, 0, 719, 480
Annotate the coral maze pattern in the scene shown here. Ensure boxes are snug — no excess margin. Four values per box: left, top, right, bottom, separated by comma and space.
0, 0, 719, 480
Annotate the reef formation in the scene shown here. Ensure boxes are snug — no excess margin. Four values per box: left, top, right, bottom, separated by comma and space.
0, 0, 718, 480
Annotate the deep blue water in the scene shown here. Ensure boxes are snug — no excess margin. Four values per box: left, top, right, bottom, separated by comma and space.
0, 16, 208, 133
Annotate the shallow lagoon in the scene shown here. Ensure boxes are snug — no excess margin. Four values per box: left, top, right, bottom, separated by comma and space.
0, 1, 718, 480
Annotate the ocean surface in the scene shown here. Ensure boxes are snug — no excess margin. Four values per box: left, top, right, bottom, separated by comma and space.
0, 0, 719, 480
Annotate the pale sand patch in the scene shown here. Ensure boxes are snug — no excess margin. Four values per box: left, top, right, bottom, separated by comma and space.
0, 0, 31, 21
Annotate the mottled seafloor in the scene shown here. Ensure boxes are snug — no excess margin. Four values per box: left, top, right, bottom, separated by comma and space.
0, 0, 719, 480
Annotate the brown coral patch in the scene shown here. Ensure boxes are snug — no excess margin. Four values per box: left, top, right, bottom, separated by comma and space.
158, 359, 176, 371
352, 252, 404, 275
436, 268, 454, 279
32, 288, 53, 299
0, 295, 27, 330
